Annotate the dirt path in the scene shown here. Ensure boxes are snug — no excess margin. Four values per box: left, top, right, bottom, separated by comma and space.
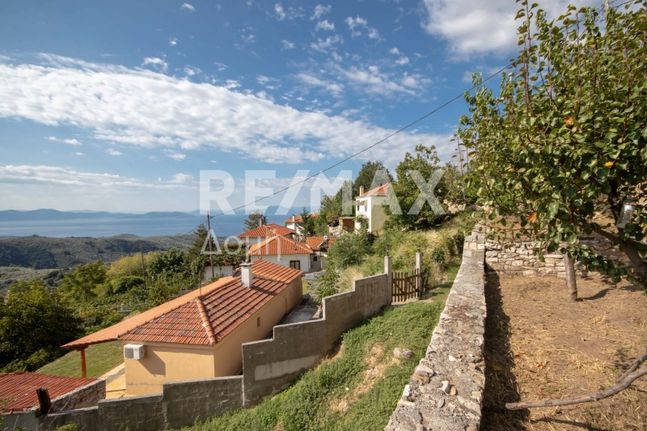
481, 273, 647, 431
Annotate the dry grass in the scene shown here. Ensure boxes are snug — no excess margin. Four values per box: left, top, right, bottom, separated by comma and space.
329, 343, 401, 414
482, 273, 647, 431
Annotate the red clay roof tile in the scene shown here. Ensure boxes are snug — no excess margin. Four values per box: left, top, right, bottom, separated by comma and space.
0, 372, 96, 413
119, 260, 302, 346
248, 235, 313, 256
238, 224, 294, 238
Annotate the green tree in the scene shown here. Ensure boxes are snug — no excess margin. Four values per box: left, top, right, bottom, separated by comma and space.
389, 144, 448, 229
58, 261, 107, 302
353, 161, 393, 196
327, 232, 371, 269
147, 248, 188, 278
297, 208, 316, 237
244, 212, 267, 230
0, 280, 81, 371
459, 0, 647, 295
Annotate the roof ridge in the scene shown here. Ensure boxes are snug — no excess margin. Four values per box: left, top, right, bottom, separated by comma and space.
195, 298, 217, 344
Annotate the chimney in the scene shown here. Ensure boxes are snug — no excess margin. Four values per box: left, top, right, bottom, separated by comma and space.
359, 186, 365, 196
240, 262, 253, 288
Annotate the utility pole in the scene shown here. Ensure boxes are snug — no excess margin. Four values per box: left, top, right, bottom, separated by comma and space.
206, 211, 215, 280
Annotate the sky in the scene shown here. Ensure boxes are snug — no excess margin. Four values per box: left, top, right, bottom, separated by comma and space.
0, 0, 600, 213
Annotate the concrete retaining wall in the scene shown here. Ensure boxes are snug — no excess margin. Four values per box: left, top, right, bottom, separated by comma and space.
33, 271, 391, 430
387, 233, 486, 431
242, 273, 390, 405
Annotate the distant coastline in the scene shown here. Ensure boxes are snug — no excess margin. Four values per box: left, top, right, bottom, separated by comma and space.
0, 209, 293, 238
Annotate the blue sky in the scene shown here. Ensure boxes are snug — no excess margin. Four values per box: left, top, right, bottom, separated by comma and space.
0, 0, 598, 213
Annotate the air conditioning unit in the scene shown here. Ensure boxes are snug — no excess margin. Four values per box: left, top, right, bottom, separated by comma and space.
124, 344, 145, 360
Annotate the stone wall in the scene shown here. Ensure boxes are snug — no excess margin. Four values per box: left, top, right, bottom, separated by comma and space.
32, 271, 391, 431
387, 233, 486, 431
466, 226, 595, 278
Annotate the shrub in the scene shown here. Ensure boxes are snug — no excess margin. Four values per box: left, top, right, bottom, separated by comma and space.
327, 233, 371, 269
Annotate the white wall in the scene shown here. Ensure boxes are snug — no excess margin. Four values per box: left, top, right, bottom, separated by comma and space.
250, 254, 311, 272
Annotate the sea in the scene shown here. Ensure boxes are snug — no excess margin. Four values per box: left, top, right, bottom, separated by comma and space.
0, 213, 287, 238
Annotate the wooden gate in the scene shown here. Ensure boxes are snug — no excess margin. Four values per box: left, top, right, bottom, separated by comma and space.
391, 268, 423, 303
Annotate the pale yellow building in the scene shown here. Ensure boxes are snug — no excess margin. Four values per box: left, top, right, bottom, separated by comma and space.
63, 260, 303, 397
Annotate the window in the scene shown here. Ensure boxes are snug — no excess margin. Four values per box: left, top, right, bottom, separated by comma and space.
289, 260, 301, 269
313, 255, 318, 262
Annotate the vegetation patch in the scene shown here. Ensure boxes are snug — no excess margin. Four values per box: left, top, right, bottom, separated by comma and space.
37, 341, 122, 378
184, 301, 444, 431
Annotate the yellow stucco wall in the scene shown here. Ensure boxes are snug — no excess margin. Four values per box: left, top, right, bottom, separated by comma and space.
123, 343, 216, 396
213, 277, 302, 376
122, 277, 303, 396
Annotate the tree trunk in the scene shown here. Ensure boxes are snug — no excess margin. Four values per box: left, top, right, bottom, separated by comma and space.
564, 253, 577, 301
618, 239, 647, 284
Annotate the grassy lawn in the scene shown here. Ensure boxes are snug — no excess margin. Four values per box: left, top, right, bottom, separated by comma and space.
37, 341, 122, 378
184, 299, 446, 431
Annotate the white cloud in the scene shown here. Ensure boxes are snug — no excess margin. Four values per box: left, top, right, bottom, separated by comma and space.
345, 16, 380, 40
183, 66, 201, 77
106, 148, 122, 156
389, 47, 410, 65
338, 65, 427, 96
166, 151, 186, 161
168, 173, 193, 184
181, 2, 195, 12
422, 0, 597, 56
73, 152, 85, 156
240, 29, 256, 44
311, 4, 331, 20
142, 57, 168, 73
274, 3, 286, 20
214, 61, 228, 71
310, 35, 343, 53
47, 136, 82, 146
273, 2, 302, 20
0, 54, 450, 165
0, 164, 192, 189
315, 20, 335, 31
169, 37, 178, 47
296, 73, 343, 95
281, 39, 296, 50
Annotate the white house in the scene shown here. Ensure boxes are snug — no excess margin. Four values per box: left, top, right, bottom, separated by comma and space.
238, 223, 295, 246
284, 214, 319, 237
247, 235, 319, 272
355, 183, 391, 233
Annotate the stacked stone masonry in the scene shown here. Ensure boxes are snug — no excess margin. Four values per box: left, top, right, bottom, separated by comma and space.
386, 234, 486, 431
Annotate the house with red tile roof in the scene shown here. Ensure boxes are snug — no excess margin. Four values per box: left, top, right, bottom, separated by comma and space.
238, 223, 295, 245
247, 235, 319, 272
116, 260, 303, 396
0, 372, 99, 414
284, 213, 318, 235
355, 183, 391, 233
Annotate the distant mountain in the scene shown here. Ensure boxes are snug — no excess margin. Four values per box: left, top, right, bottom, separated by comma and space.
0, 234, 195, 269
0, 209, 202, 222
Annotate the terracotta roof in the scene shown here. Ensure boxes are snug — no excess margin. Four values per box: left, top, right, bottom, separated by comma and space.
284, 213, 319, 224
63, 276, 237, 349
359, 183, 391, 197
120, 260, 302, 346
238, 224, 295, 238
0, 372, 96, 413
305, 236, 326, 251
248, 235, 313, 256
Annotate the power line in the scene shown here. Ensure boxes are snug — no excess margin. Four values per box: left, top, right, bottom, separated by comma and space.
223, 0, 639, 215
228, 65, 509, 214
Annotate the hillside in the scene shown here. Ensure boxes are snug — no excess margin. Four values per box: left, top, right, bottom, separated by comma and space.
0, 234, 194, 270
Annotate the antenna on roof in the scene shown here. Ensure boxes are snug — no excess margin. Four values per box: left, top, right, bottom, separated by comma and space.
206, 211, 215, 284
